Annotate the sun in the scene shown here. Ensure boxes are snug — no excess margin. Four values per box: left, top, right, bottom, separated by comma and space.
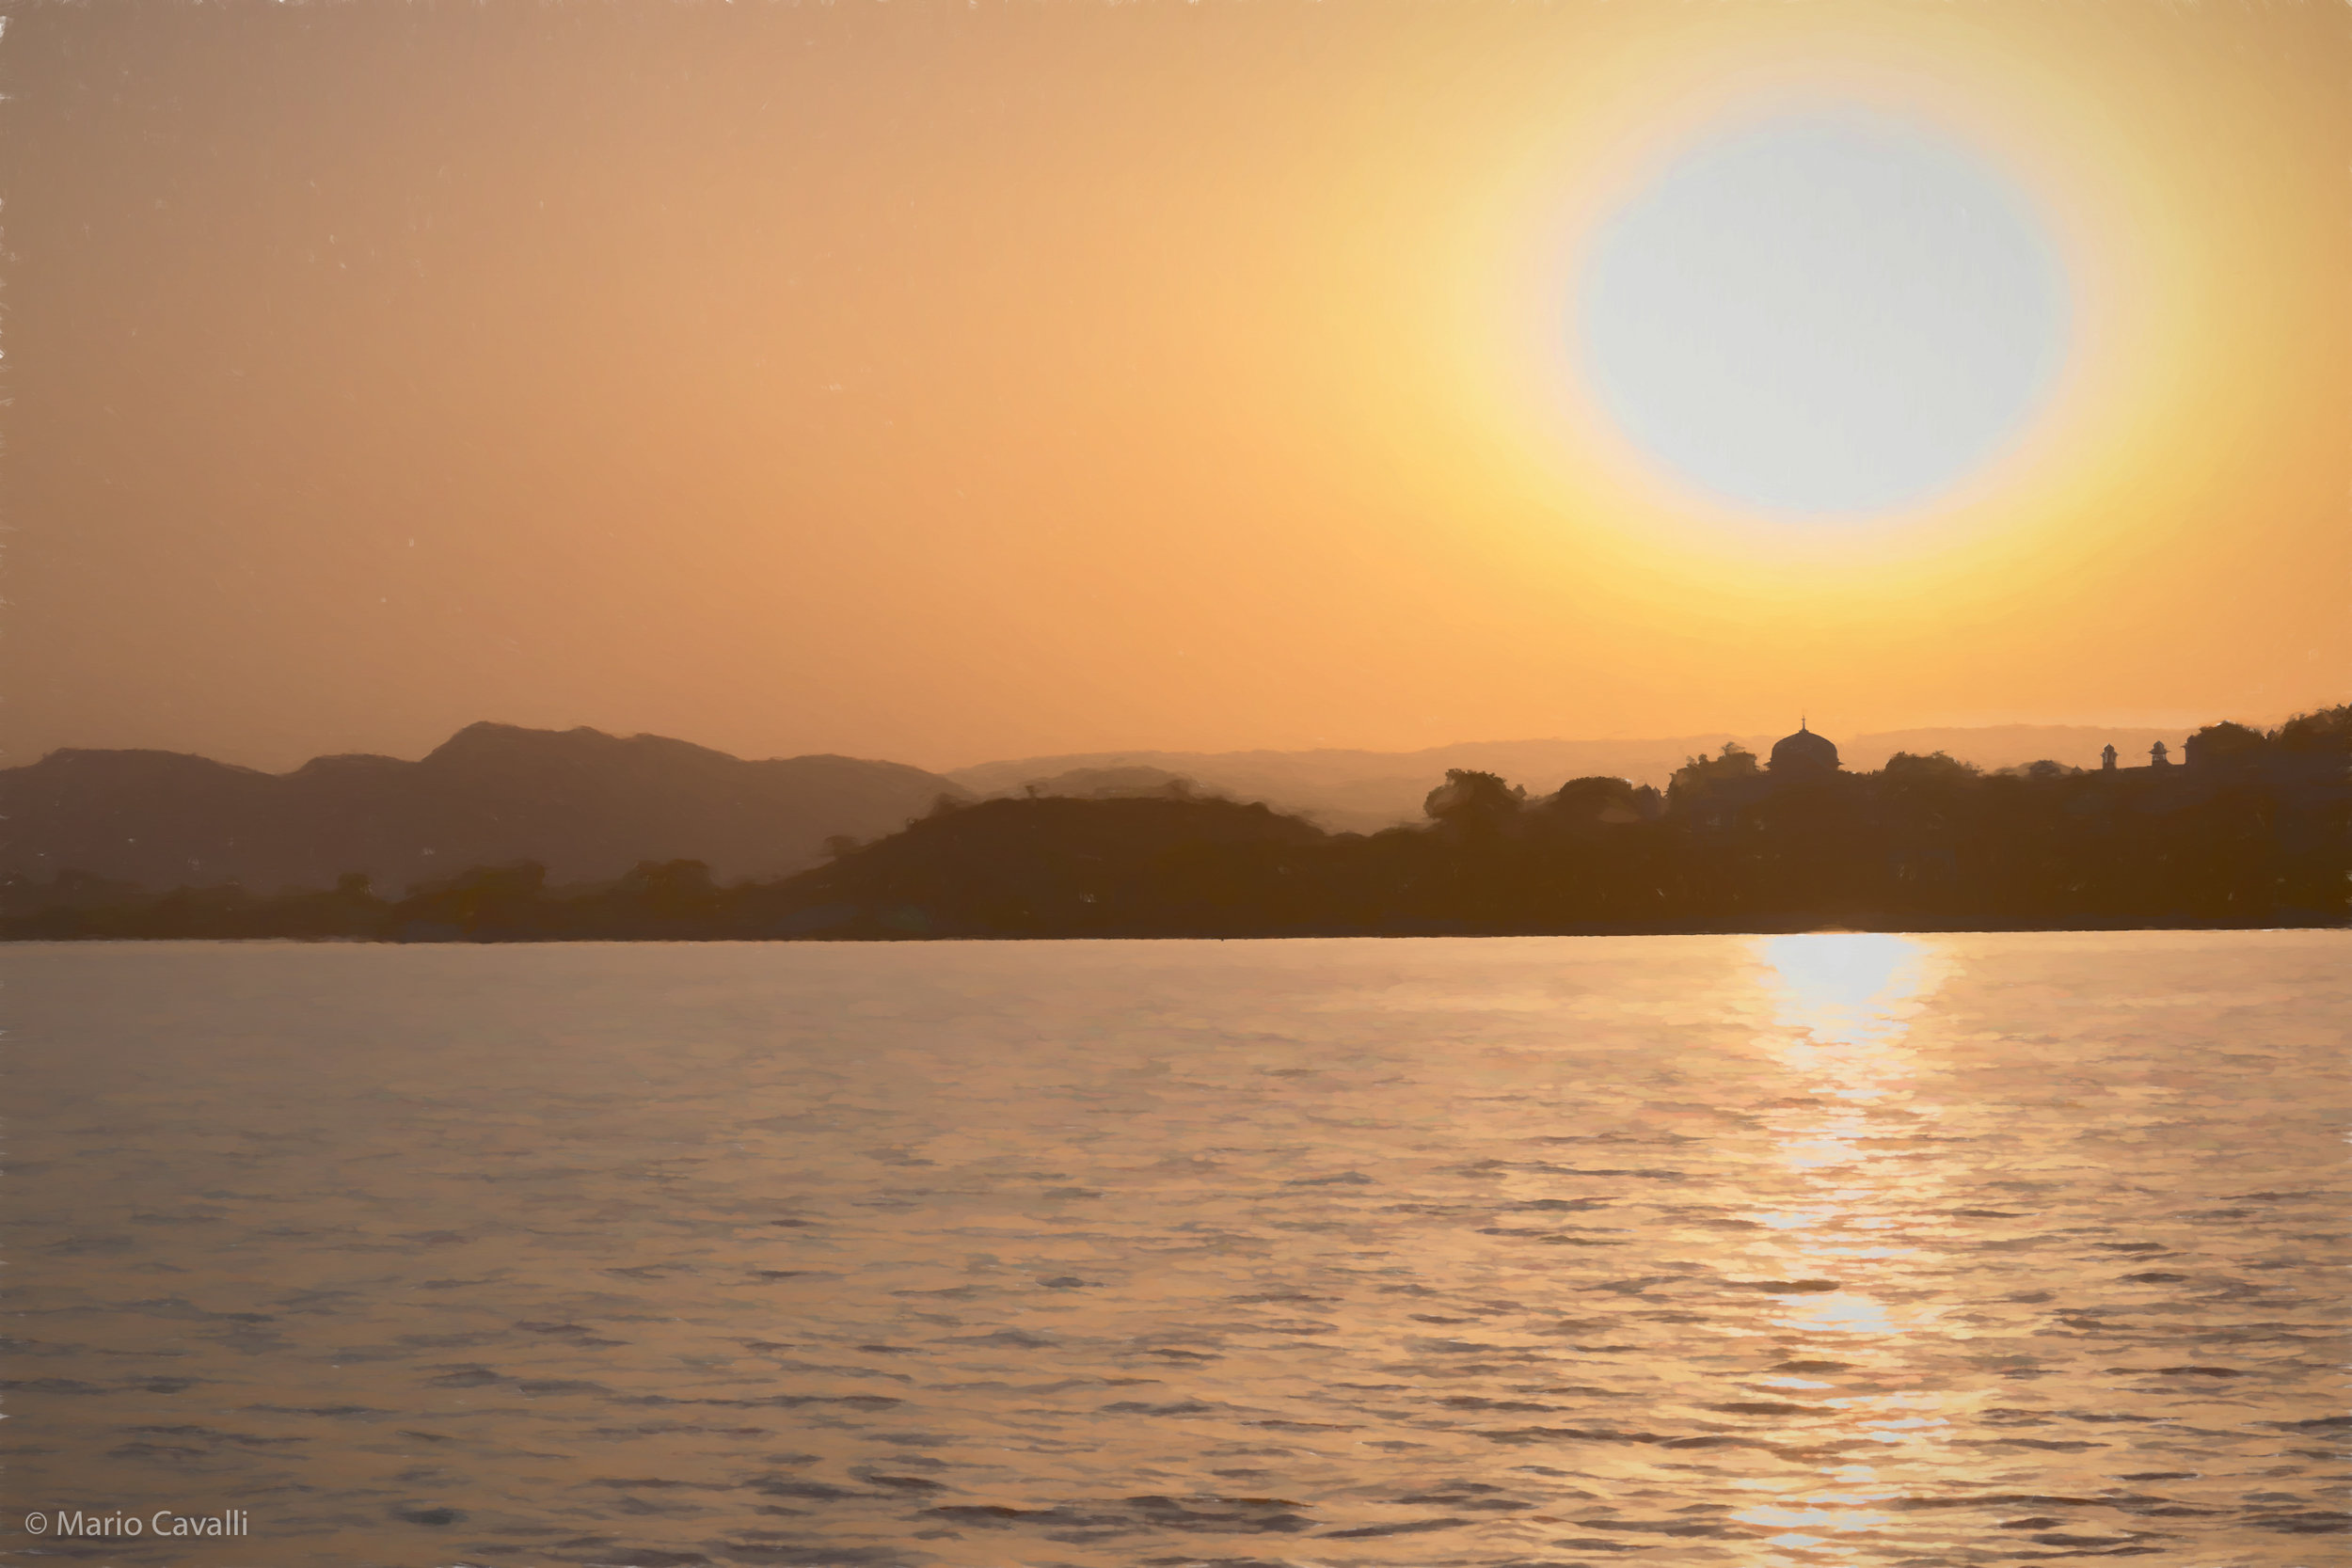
1571, 107, 2071, 523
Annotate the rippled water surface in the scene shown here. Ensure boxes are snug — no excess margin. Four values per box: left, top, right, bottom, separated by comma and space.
8, 932, 2348, 1566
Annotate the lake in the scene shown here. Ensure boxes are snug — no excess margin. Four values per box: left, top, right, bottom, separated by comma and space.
7, 932, 2346, 1566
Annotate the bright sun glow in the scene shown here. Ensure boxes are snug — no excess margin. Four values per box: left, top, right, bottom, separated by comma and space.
1575, 111, 2070, 522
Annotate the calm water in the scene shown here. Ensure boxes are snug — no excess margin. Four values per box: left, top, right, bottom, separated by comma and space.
6, 933, 2347, 1567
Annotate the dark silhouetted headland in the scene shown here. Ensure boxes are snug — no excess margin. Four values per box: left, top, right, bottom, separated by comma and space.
948, 724, 2233, 833
10, 707, 2343, 940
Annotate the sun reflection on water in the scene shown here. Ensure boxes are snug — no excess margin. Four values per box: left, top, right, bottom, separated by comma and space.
1728, 934, 1964, 1562
1758, 932, 1934, 1053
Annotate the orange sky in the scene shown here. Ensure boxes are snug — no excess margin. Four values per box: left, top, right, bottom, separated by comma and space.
7, 2, 2347, 773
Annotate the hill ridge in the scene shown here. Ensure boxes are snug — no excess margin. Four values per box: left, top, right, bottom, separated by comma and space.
1, 722, 966, 893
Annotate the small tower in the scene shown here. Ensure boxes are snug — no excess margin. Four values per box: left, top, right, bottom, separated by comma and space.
2150, 740, 2170, 768
2101, 744, 2118, 772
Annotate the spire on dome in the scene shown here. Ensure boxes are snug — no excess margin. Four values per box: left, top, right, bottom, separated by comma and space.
1768, 721, 1840, 775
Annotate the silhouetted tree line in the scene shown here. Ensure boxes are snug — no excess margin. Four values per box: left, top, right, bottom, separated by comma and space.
8, 707, 2344, 941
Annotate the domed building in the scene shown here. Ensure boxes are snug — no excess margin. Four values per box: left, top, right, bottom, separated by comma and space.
1768, 721, 1841, 777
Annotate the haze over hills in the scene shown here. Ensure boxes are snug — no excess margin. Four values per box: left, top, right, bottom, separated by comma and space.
1, 722, 966, 894
19, 705, 2344, 941
953, 725, 2201, 832
5, 719, 2222, 894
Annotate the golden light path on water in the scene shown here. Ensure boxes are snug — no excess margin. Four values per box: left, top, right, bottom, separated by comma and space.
1737, 934, 1948, 1563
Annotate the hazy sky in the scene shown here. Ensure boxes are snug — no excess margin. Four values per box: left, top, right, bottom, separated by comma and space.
6, 2, 2346, 773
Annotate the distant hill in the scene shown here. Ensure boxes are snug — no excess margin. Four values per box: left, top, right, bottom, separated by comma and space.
951, 725, 2201, 832
1013, 765, 1218, 800
0, 722, 967, 893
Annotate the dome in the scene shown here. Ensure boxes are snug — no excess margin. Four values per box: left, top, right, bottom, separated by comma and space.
1768, 722, 1840, 774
